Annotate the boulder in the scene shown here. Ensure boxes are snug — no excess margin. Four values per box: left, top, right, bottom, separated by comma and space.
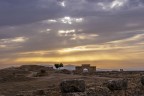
60, 79, 85, 93
107, 79, 128, 91
141, 76, 144, 85
86, 87, 110, 96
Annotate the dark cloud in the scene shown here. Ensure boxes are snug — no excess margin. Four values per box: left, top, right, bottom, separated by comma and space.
1, 0, 144, 26
0, 33, 12, 39
0, 0, 63, 26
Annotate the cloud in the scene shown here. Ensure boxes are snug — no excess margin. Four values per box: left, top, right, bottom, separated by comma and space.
70, 33, 98, 40
42, 16, 83, 25
0, 0, 144, 69
58, 29, 76, 36
1, 0, 144, 27
107, 33, 144, 44
0, 0, 63, 26
0, 36, 28, 50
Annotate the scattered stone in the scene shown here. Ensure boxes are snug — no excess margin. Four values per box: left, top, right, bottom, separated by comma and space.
107, 79, 128, 91
141, 76, 144, 86
60, 79, 85, 93
86, 87, 110, 96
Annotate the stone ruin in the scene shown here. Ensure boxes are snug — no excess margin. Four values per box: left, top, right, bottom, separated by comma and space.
106, 79, 128, 91
60, 79, 86, 96
60, 79, 85, 93
75, 64, 96, 74
60, 79, 111, 96
141, 75, 144, 85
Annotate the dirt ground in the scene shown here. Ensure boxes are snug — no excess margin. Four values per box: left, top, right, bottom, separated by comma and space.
0, 68, 144, 96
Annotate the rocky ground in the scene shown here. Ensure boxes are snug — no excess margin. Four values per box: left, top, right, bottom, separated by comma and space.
0, 65, 144, 96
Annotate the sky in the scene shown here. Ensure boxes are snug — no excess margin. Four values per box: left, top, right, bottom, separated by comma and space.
0, 0, 144, 70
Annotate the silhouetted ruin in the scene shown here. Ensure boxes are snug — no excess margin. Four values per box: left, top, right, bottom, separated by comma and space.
75, 64, 96, 74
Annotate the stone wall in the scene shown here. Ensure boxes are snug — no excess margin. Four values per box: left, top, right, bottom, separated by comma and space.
75, 64, 96, 74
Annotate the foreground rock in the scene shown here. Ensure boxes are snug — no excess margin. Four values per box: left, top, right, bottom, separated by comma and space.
60, 79, 85, 93
141, 76, 144, 86
86, 87, 110, 96
107, 79, 128, 91
60, 79, 86, 96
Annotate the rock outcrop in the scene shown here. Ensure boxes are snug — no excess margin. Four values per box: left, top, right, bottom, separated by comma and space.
86, 87, 110, 96
141, 76, 144, 86
60, 79, 86, 93
107, 79, 128, 91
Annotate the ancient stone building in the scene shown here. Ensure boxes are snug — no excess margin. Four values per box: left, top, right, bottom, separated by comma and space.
120, 69, 124, 72
75, 64, 96, 74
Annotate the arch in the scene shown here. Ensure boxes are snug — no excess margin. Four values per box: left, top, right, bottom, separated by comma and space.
83, 68, 88, 73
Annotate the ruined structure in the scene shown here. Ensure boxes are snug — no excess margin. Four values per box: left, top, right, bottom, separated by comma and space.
75, 64, 96, 74
120, 69, 124, 72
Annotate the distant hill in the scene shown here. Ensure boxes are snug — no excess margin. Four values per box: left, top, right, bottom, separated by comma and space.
96, 68, 119, 71
61, 65, 76, 71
